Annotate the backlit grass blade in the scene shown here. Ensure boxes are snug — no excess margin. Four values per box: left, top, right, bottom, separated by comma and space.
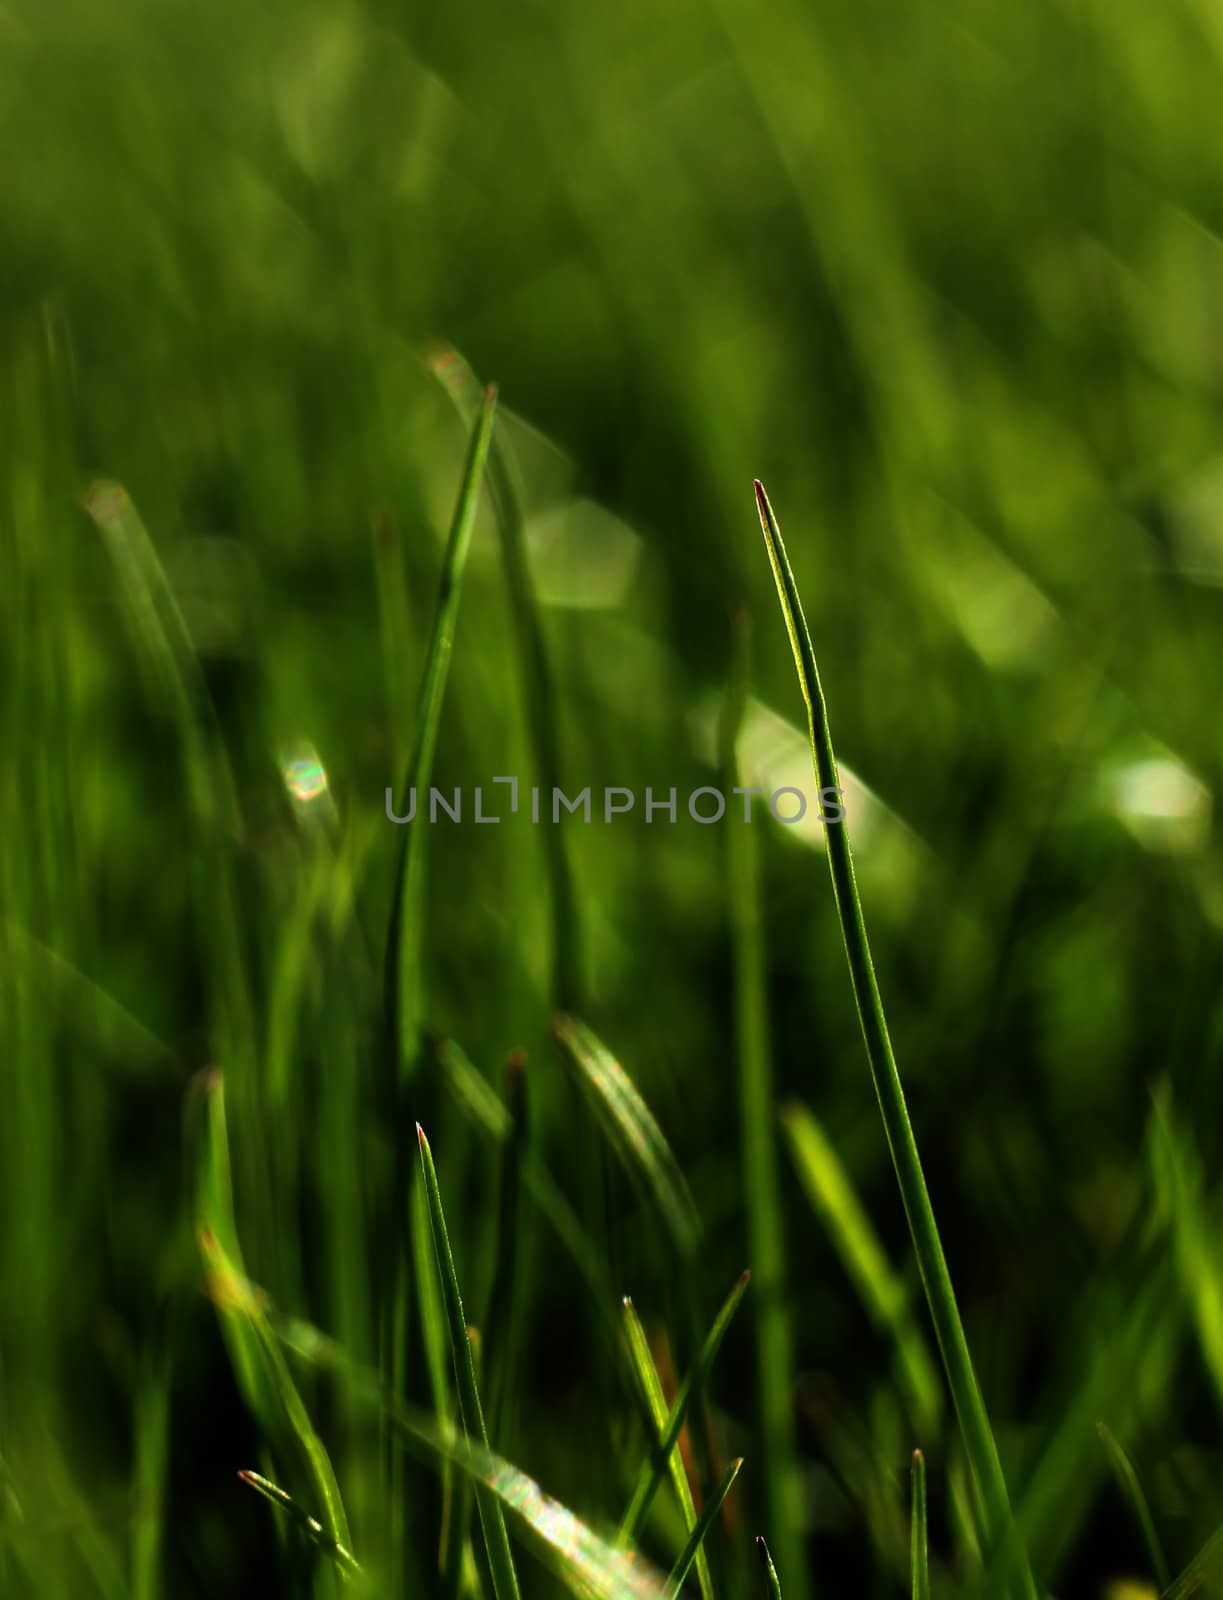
911, 1450, 930, 1600
385, 385, 498, 1074
199, 1228, 352, 1557
719, 611, 808, 1600
752, 479, 1034, 1600
619, 1270, 750, 1544
1095, 1423, 1169, 1592
238, 1469, 361, 1577
782, 1101, 941, 1435
417, 1124, 522, 1600
621, 1297, 711, 1600
664, 1458, 743, 1598
756, 1536, 783, 1600
552, 1014, 700, 1263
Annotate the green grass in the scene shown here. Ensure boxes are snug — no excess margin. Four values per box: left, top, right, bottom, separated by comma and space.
755, 478, 1036, 1600
7, 0, 1223, 1594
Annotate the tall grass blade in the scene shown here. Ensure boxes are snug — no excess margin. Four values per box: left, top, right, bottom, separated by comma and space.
1095, 1423, 1169, 1592
619, 1270, 750, 1544
417, 1123, 522, 1600
621, 1296, 711, 1600
719, 611, 809, 1600
911, 1449, 930, 1600
238, 1470, 361, 1576
385, 385, 498, 1074
664, 1458, 743, 1598
752, 479, 1034, 1600
429, 343, 583, 1009
552, 1014, 700, 1263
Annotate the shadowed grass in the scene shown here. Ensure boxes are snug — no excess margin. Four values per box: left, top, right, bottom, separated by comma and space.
1095, 1423, 1169, 1592
417, 1123, 521, 1600
752, 478, 1035, 1600
622, 1296, 711, 1600
782, 1100, 941, 1435
719, 611, 809, 1600
911, 1450, 930, 1600
552, 1014, 700, 1264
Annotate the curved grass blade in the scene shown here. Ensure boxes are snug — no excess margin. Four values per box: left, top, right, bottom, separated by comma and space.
238, 1470, 361, 1577
552, 1014, 699, 1263
756, 1536, 783, 1600
782, 1101, 941, 1435
911, 1450, 930, 1600
1096, 1423, 1170, 1592
417, 1124, 522, 1600
719, 612, 808, 1600
619, 1270, 750, 1545
385, 384, 498, 1075
622, 1297, 711, 1600
752, 479, 1034, 1600
199, 1228, 352, 1555
664, 1459, 743, 1598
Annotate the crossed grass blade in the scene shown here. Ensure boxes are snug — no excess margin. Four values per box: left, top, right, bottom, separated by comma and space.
752, 479, 1035, 1600
274, 1306, 671, 1600
238, 1470, 361, 1577
619, 1270, 750, 1546
664, 1458, 743, 1599
621, 1296, 712, 1600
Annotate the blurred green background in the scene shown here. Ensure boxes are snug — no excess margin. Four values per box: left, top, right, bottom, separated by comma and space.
6, 0, 1223, 1594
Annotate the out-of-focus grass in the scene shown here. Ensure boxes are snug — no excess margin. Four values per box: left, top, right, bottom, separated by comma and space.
5, 0, 1223, 1593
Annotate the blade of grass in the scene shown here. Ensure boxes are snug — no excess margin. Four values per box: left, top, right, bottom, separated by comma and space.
385, 384, 498, 1075
238, 1470, 361, 1577
782, 1101, 941, 1435
622, 1297, 711, 1600
664, 1458, 743, 1598
1095, 1423, 1169, 1592
552, 1014, 700, 1264
199, 1229, 352, 1556
428, 344, 583, 1010
619, 1270, 750, 1545
417, 1123, 522, 1600
435, 1036, 619, 1345
911, 1450, 930, 1600
719, 610, 809, 1600
756, 1536, 783, 1600
272, 1305, 670, 1600
1164, 1520, 1223, 1600
752, 479, 1034, 1600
